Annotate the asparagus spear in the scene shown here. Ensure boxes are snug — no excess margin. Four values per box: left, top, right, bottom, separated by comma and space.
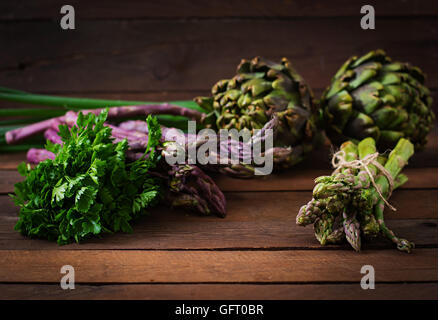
342, 209, 361, 251
167, 164, 227, 217
371, 139, 415, 252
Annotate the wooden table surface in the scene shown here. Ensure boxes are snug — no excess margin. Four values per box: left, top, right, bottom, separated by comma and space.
1, 0, 438, 300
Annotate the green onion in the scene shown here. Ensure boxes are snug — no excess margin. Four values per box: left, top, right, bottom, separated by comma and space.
0, 90, 201, 112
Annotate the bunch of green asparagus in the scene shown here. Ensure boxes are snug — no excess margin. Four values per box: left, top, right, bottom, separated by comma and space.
296, 137, 415, 252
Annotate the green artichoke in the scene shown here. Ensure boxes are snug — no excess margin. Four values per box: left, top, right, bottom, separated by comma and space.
321, 49, 435, 150
195, 57, 321, 168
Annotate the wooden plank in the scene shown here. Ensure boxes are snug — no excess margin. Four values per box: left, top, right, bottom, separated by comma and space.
0, 217, 436, 250
2, 189, 438, 222
3, 166, 438, 194
216, 167, 438, 191
1, 282, 437, 300
1, 142, 438, 172
1, 0, 437, 20
0, 190, 437, 250
0, 249, 437, 283
0, 153, 27, 171
1, 124, 438, 172
1, 19, 437, 91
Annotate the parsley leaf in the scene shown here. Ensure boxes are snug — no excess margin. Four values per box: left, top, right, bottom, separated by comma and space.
12, 110, 164, 245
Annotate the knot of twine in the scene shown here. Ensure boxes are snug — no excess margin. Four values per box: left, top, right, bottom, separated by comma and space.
331, 150, 396, 211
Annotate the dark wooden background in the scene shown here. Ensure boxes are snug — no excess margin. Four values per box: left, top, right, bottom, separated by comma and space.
0, 0, 438, 300
1, 0, 437, 106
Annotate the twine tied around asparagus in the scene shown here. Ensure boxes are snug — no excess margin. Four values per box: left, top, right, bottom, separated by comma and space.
331, 151, 396, 211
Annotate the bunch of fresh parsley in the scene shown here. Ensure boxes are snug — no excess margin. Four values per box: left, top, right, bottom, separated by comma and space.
11, 110, 163, 245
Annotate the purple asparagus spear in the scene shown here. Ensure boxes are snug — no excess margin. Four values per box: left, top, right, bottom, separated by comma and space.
44, 128, 63, 145
6, 104, 204, 145
167, 164, 227, 217
26, 148, 55, 164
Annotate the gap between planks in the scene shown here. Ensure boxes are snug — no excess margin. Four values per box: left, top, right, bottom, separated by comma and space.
1, 168, 438, 193
1, 282, 438, 300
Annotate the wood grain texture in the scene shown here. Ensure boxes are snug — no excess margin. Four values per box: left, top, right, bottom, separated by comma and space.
1, 18, 437, 92
0, 153, 26, 171
1, 283, 437, 300
1, 249, 437, 283
1, 0, 437, 20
